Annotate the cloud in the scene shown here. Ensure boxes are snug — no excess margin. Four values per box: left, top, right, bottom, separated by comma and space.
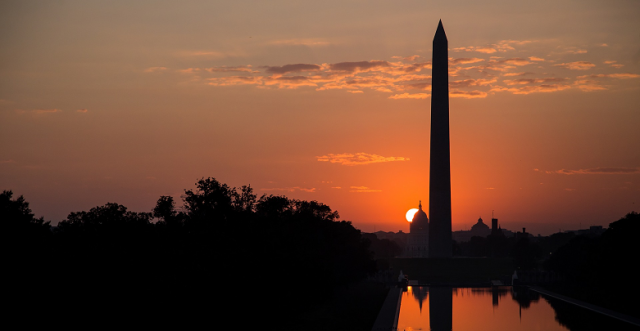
450, 78, 496, 88
573, 73, 639, 91
18, 108, 62, 115
529, 56, 545, 62
393, 55, 421, 61
453, 40, 534, 54
144, 67, 168, 73
573, 78, 607, 91
495, 58, 533, 66
503, 72, 534, 77
349, 186, 382, 193
179, 50, 245, 59
177, 68, 201, 74
207, 76, 263, 86
504, 77, 567, 85
388, 93, 430, 99
37, 109, 62, 114
578, 73, 640, 79
491, 84, 571, 95
547, 167, 640, 175
450, 58, 484, 65
554, 61, 596, 70
475, 47, 498, 54
317, 153, 409, 166
450, 90, 488, 98
261, 187, 317, 192
454, 46, 497, 54
563, 47, 588, 54
268, 38, 330, 47
329, 60, 390, 73
76, 109, 88, 113
604, 61, 624, 68
206, 65, 260, 73
265, 75, 318, 89
265, 64, 321, 74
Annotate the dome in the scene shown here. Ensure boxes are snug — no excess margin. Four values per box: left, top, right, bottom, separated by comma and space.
470, 217, 491, 237
410, 201, 429, 233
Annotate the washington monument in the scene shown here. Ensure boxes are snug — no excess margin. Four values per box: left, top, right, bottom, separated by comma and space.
428, 20, 453, 258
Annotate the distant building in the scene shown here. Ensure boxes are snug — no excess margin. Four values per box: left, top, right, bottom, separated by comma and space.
491, 218, 504, 237
470, 217, 491, 237
452, 216, 513, 243
405, 201, 429, 257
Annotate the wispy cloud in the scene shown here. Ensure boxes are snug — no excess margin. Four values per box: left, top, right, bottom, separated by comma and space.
317, 153, 409, 166
503, 77, 567, 85
268, 38, 331, 47
17, 108, 62, 115
554, 61, 596, 70
206, 65, 260, 73
172, 37, 633, 99
491, 84, 572, 95
578, 73, 640, 79
178, 50, 246, 59
450, 90, 488, 98
389, 93, 430, 99
453, 40, 534, 54
450, 58, 484, 65
261, 187, 317, 192
547, 167, 640, 175
349, 186, 382, 193
328, 60, 391, 73
207, 76, 264, 86
144, 67, 168, 73
264, 64, 321, 74
604, 60, 624, 68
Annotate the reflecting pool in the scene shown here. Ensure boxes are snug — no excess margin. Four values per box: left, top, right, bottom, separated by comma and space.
397, 286, 637, 331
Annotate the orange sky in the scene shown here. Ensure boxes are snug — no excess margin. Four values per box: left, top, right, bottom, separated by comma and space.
1, 1, 639, 235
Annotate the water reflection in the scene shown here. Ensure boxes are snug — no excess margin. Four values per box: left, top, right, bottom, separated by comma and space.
397, 286, 636, 331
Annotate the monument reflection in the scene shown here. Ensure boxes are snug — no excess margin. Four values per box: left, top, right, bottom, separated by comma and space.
397, 286, 636, 331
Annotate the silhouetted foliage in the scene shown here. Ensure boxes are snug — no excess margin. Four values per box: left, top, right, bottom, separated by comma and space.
362, 233, 402, 260
4, 178, 378, 328
544, 211, 640, 318
1, 190, 50, 235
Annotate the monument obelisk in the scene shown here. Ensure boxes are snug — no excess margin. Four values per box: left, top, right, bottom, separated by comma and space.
428, 20, 452, 258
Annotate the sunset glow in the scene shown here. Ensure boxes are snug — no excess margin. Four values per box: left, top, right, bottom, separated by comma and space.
1, 1, 639, 235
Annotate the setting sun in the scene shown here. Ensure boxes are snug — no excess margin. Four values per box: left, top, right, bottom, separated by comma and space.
406, 208, 419, 222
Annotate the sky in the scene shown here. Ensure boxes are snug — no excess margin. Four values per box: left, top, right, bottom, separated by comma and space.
1, 0, 639, 235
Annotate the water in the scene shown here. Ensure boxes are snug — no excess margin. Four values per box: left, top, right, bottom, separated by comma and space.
397, 286, 638, 331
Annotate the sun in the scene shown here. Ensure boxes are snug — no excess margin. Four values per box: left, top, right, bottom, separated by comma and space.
406, 208, 419, 222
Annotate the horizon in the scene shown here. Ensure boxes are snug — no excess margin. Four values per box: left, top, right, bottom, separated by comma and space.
1, 1, 639, 237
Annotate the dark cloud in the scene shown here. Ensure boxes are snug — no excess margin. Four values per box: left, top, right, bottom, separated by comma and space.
329, 60, 390, 72
265, 63, 321, 74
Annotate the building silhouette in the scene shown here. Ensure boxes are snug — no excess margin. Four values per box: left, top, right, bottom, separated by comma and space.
470, 217, 491, 237
428, 20, 453, 258
405, 201, 429, 257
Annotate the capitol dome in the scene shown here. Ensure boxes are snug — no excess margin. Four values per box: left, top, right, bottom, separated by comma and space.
470, 217, 491, 237
410, 201, 429, 233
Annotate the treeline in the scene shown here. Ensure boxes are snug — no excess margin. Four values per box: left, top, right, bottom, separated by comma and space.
3, 178, 381, 328
543, 211, 640, 318
454, 231, 543, 270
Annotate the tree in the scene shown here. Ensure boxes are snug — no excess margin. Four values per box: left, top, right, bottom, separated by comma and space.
1, 190, 50, 234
